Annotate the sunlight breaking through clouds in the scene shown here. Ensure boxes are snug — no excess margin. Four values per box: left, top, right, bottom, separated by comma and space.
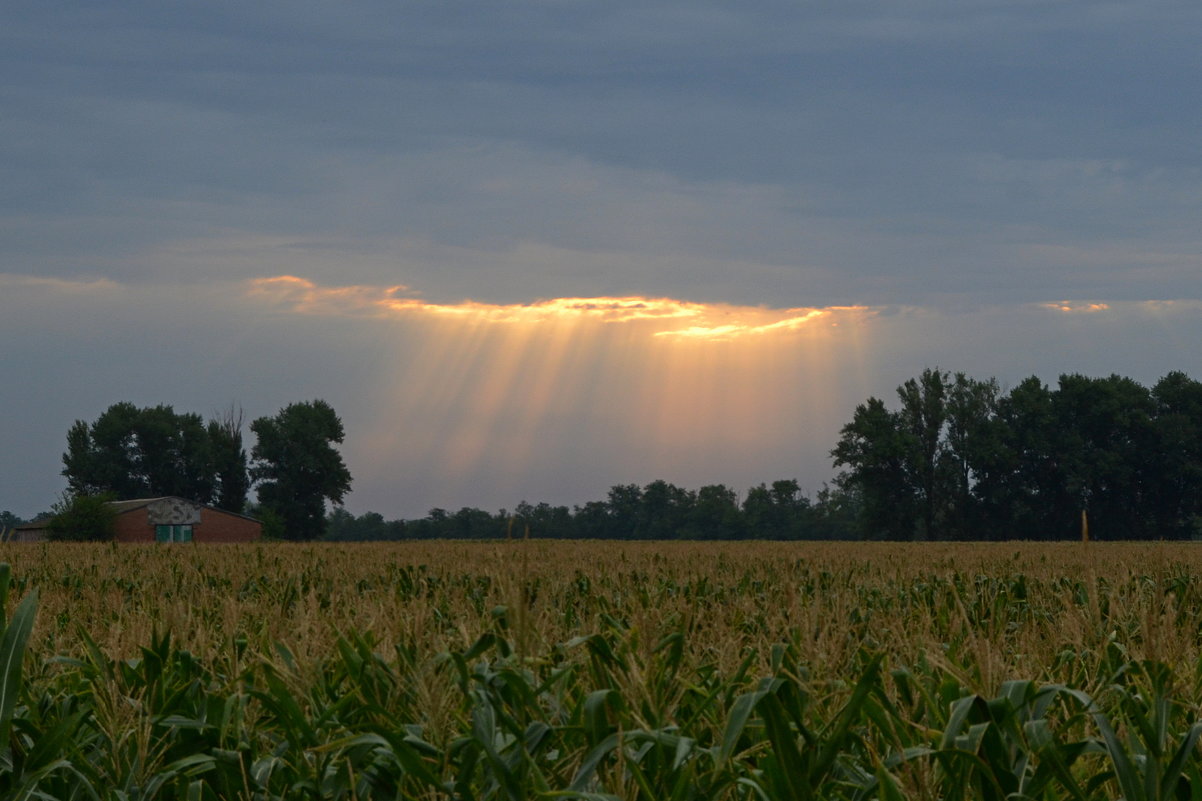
247, 275, 870, 339
2, 270, 1200, 519
243, 274, 879, 505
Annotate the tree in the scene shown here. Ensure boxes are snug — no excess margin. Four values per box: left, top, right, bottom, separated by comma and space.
943, 373, 1000, 539
972, 376, 1061, 539
810, 482, 862, 540
1150, 372, 1202, 538
640, 480, 694, 539
46, 493, 117, 542
63, 402, 144, 498
573, 500, 612, 539
743, 479, 809, 539
605, 484, 644, 538
1053, 374, 1157, 539
250, 400, 353, 541
691, 483, 743, 539
133, 405, 214, 500
896, 368, 953, 540
832, 396, 915, 539
208, 404, 250, 513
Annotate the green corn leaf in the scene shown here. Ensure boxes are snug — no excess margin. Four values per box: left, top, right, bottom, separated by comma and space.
812, 653, 883, 782
582, 688, 620, 746
0, 585, 37, 749
1161, 722, 1202, 801
570, 732, 621, 793
941, 694, 983, 750
875, 764, 907, 801
0, 563, 9, 641
1092, 704, 1144, 801
21, 710, 91, 778
718, 681, 776, 766
757, 691, 810, 801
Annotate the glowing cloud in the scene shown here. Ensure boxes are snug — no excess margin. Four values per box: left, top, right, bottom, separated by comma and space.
1041, 300, 1111, 314
247, 275, 871, 340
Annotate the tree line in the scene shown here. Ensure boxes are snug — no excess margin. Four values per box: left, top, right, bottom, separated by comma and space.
325, 478, 860, 542
12, 369, 1199, 542
53, 399, 352, 541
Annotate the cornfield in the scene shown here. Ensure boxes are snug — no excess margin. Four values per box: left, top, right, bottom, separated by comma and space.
2, 540, 1202, 799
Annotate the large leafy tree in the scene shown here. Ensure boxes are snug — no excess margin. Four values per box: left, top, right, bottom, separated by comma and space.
832, 395, 915, 540
1053, 374, 1157, 540
896, 369, 952, 540
62, 402, 245, 507
250, 400, 353, 541
836, 368, 982, 541
943, 373, 1000, 539
972, 376, 1061, 539
1149, 372, 1202, 538
131, 405, 214, 500
63, 402, 144, 499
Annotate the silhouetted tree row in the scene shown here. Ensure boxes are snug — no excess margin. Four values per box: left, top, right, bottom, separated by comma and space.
61, 400, 352, 540
833, 369, 1202, 541
63, 402, 249, 512
324, 478, 860, 542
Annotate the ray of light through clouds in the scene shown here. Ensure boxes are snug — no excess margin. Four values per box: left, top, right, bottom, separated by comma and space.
245, 276, 878, 510
2, 2, 1202, 518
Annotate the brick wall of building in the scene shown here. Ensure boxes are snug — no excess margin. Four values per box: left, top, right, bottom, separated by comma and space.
194, 506, 261, 543
113, 511, 153, 543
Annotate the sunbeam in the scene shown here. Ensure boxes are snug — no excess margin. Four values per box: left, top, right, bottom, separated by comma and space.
249, 276, 879, 503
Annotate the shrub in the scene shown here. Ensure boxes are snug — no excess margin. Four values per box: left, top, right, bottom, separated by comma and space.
46, 493, 117, 541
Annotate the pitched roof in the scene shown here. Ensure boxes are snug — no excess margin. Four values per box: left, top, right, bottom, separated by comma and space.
106, 497, 261, 523
106, 497, 163, 514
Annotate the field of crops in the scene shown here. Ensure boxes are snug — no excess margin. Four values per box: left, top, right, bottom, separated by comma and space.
2, 540, 1202, 799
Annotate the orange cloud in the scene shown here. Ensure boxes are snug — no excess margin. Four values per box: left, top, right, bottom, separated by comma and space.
247, 274, 872, 340
1041, 300, 1111, 314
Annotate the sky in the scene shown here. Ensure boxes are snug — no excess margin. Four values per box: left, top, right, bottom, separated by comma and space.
2, 2, 1200, 521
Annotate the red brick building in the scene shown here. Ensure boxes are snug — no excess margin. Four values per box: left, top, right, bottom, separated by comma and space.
109, 497, 261, 543
4, 497, 261, 543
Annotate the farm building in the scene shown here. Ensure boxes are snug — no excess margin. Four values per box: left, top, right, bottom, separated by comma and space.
7, 521, 50, 543
110, 497, 261, 543
6, 497, 261, 543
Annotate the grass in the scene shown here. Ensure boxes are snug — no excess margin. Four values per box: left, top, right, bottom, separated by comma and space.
0, 541, 1201, 798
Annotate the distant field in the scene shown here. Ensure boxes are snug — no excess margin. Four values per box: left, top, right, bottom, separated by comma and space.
3, 541, 1202, 798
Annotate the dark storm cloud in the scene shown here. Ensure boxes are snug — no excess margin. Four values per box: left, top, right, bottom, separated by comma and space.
3, 1, 1200, 303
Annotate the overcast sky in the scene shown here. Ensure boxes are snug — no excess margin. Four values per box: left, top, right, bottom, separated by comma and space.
3, 2, 1200, 521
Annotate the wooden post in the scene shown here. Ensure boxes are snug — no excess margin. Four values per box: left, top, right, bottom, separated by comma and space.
1081, 509, 1089, 543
